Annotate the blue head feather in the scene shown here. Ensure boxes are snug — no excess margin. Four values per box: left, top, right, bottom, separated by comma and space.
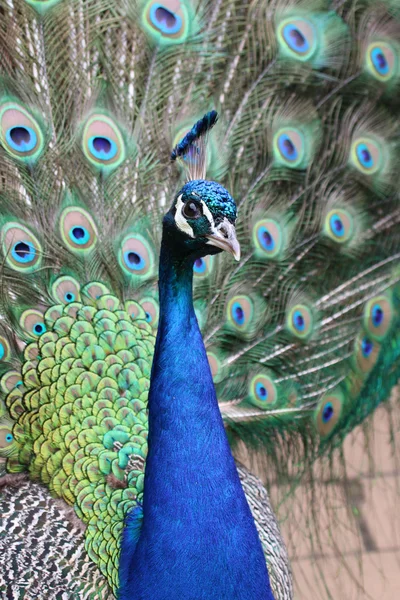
171, 111, 219, 181
180, 179, 237, 223
171, 110, 218, 161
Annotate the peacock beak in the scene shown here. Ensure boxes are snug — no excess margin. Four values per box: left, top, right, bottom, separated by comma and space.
206, 219, 241, 261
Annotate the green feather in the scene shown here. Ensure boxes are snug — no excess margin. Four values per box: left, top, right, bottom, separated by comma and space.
275, 2, 349, 70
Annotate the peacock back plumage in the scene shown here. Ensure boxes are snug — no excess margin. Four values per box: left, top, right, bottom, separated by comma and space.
2, 285, 153, 588
0, 0, 400, 596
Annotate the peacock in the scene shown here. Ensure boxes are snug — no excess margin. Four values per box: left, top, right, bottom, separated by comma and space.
0, 0, 400, 597
118, 114, 277, 599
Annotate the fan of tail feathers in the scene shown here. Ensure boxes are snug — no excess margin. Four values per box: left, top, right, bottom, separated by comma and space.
0, 0, 400, 597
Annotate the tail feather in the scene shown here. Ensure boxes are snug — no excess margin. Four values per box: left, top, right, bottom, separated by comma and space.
0, 0, 400, 597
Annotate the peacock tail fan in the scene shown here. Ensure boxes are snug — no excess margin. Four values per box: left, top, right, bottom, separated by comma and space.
0, 0, 400, 597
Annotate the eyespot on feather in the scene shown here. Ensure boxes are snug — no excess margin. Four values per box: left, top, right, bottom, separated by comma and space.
277, 18, 317, 61
51, 276, 81, 305
352, 331, 381, 375
314, 388, 345, 438
324, 209, 354, 244
365, 42, 397, 82
141, 0, 191, 46
275, 11, 349, 71
226, 295, 254, 331
139, 297, 159, 327
247, 373, 278, 409
1, 223, 42, 272
0, 428, 14, 448
363, 294, 394, 341
193, 255, 213, 278
0, 337, 11, 362
286, 304, 314, 340
0, 419, 18, 458
119, 234, 154, 279
59, 207, 98, 253
273, 128, 306, 169
124, 300, 147, 321
1, 371, 23, 394
225, 293, 267, 340
81, 282, 111, 302
0, 102, 45, 162
207, 352, 222, 382
350, 136, 383, 175
20, 309, 46, 338
23, 0, 63, 13
252, 218, 284, 259
82, 114, 125, 170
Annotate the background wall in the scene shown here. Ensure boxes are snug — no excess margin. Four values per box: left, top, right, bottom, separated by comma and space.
235, 395, 400, 599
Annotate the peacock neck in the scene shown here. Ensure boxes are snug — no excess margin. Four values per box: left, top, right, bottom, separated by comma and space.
120, 229, 274, 599
156, 238, 196, 333
147, 236, 232, 472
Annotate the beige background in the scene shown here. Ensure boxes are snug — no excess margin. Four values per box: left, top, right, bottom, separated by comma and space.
236, 396, 400, 599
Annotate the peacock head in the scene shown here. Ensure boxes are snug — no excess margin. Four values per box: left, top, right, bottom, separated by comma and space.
164, 179, 240, 262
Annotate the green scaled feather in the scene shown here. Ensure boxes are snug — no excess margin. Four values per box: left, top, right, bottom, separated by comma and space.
1, 283, 155, 591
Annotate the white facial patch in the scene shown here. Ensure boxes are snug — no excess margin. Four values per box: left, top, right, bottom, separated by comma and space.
200, 200, 216, 232
175, 194, 195, 238
174, 195, 217, 238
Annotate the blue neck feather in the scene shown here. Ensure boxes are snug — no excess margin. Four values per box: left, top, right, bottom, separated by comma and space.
119, 234, 275, 600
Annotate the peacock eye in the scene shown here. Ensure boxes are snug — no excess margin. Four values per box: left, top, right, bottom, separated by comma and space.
324, 209, 354, 245
314, 388, 345, 438
183, 200, 202, 220
141, 0, 192, 46
286, 303, 314, 340
350, 136, 382, 175
0, 337, 10, 361
273, 128, 306, 168
0, 103, 45, 162
277, 18, 317, 62
366, 43, 396, 82
247, 372, 278, 409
